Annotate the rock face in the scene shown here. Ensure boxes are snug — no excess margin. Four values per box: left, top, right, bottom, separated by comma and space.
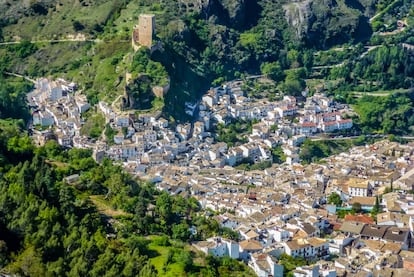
284, 0, 312, 39
176, 0, 371, 47
0, 0, 55, 20
123, 75, 154, 110
123, 74, 169, 110
284, 0, 373, 48
179, 0, 261, 30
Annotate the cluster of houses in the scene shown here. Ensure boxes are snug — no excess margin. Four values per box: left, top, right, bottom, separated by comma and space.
29, 78, 90, 147
191, 140, 414, 276
200, 82, 352, 136
28, 78, 414, 276
196, 81, 353, 165
30, 78, 353, 170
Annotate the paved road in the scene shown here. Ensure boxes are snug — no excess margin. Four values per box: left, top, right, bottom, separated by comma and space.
310, 135, 362, 141
4, 71, 36, 83
352, 88, 412, 97
0, 38, 101, 46
310, 134, 414, 141
369, 0, 401, 22
309, 134, 388, 141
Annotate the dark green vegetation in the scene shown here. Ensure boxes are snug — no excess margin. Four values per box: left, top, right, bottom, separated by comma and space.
300, 139, 349, 164
278, 254, 307, 277
216, 120, 253, 147
0, 122, 252, 276
327, 192, 343, 206
371, 0, 413, 32
235, 160, 273, 171
353, 93, 414, 134
329, 46, 414, 93
0, 76, 32, 121
272, 146, 287, 164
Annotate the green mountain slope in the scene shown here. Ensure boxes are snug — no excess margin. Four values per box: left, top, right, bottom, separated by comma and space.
0, 0, 413, 120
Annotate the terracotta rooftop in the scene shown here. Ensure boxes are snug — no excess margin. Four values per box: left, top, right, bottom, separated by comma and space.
344, 214, 375, 224
239, 240, 263, 251
348, 196, 376, 206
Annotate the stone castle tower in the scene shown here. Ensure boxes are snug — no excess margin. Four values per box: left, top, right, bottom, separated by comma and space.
132, 14, 155, 51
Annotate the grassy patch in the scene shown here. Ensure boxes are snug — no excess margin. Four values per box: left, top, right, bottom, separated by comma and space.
90, 195, 131, 217
147, 238, 194, 277
1, 41, 92, 77
2, 0, 117, 41
113, 1, 167, 35
76, 39, 131, 103
45, 160, 69, 169
146, 236, 255, 277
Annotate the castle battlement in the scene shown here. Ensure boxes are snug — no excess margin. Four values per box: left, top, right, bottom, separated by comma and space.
132, 14, 156, 51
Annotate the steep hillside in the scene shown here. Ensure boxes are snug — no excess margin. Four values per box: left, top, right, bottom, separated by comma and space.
0, 0, 125, 40
0, 0, 413, 120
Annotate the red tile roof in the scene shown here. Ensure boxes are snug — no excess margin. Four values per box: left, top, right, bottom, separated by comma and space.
344, 214, 375, 224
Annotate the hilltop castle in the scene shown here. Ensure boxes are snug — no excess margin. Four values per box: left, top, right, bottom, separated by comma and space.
132, 14, 156, 52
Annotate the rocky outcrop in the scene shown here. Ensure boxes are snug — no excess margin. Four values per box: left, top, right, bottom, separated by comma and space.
284, 0, 312, 39
284, 0, 373, 48
123, 73, 169, 110
178, 0, 260, 30
0, 0, 56, 21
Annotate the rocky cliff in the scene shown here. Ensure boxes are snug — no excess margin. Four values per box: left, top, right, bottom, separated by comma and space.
284, 0, 373, 47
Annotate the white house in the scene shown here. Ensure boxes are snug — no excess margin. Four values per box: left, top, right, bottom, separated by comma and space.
300, 122, 317, 135
348, 179, 371, 197
288, 135, 307, 147
239, 239, 263, 261
50, 86, 63, 101
293, 265, 319, 277
250, 253, 284, 277
33, 111, 54, 127
320, 121, 338, 132
328, 234, 354, 255
275, 105, 297, 118
114, 134, 124, 144
116, 116, 130, 127
269, 228, 290, 242
193, 237, 239, 259
75, 94, 90, 113
283, 238, 329, 259
202, 94, 217, 108
337, 119, 353, 130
